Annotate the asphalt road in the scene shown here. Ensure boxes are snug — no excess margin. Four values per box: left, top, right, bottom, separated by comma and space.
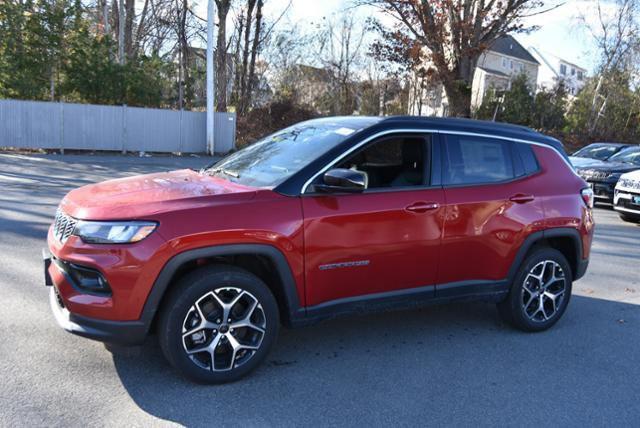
1, 153, 639, 427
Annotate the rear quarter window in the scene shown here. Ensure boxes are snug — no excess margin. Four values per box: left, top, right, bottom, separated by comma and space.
515, 143, 540, 176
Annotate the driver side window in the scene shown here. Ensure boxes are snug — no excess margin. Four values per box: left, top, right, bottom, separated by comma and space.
336, 135, 428, 189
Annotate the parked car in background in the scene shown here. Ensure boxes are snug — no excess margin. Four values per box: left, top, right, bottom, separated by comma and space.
614, 170, 640, 223
570, 142, 633, 168
575, 146, 640, 203
44, 116, 594, 383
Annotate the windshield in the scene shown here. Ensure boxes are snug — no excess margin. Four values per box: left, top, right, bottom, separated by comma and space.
609, 147, 640, 165
204, 118, 375, 187
573, 144, 622, 160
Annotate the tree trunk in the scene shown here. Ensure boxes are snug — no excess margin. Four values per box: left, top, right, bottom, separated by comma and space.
124, 0, 134, 59
177, 0, 189, 109
441, 77, 471, 117
117, 0, 124, 64
178, 48, 184, 109
102, 0, 110, 35
133, 0, 149, 58
215, 0, 231, 112
231, 14, 244, 106
246, 0, 263, 111
238, 0, 256, 115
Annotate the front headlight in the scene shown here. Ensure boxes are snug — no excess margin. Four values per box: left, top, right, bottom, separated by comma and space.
73, 221, 157, 244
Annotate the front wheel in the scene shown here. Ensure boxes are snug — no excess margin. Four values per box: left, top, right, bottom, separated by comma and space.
158, 265, 279, 384
498, 248, 572, 332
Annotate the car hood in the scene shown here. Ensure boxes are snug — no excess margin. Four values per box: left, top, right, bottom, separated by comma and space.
569, 156, 604, 168
60, 169, 258, 220
620, 169, 640, 180
576, 160, 640, 174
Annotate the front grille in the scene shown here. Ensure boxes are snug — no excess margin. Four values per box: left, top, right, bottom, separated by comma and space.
583, 170, 610, 180
619, 198, 640, 210
53, 209, 77, 243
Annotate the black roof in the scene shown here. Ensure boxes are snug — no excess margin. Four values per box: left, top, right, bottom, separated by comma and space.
379, 115, 536, 134
298, 115, 565, 153
488, 35, 539, 64
375, 116, 564, 152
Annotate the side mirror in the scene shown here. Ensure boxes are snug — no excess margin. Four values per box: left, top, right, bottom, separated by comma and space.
314, 168, 367, 193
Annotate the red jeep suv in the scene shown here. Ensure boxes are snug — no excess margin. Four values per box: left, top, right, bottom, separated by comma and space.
44, 117, 595, 383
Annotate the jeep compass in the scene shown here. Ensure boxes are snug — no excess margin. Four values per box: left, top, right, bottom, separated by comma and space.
44, 116, 595, 383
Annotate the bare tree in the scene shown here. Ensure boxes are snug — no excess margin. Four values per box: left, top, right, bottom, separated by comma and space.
118, 0, 125, 64
246, 0, 263, 111
215, 0, 232, 112
237, 0, 257, 114
580, 0, 640, 132
364, 0, 547, 117
318, 14, 365, 115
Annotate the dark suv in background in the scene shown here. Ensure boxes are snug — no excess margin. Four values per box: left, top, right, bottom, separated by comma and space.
575, 145, 640, 203
45, 116, 595, 383
570, 142, 633, 168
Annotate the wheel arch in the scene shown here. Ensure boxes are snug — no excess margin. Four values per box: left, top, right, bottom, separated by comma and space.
508, 228, 584, 283
140, 244, 305, 334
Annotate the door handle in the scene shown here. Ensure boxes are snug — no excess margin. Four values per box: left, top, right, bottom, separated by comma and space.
405, 202, 440, 213
509, 193, 535, 204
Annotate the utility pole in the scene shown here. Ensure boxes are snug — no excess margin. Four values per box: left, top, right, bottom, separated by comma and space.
206, 0, 216, 155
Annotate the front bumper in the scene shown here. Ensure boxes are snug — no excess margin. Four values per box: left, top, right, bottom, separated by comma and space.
48, 286, 148, 345
43, 238, 158, 345
614, 190, 640, 216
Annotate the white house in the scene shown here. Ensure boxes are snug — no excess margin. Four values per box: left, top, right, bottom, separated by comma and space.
410, 35, 540, 116
528, 47, 587, 96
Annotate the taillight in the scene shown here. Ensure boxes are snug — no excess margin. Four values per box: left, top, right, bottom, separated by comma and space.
581, 187, 594, 208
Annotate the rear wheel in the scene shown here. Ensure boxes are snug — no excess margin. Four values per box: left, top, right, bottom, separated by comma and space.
498, 248, 572, 332
158, 265, 279, 384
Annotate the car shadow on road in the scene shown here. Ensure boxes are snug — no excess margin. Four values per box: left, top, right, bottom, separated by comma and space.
111, 295, 640, 426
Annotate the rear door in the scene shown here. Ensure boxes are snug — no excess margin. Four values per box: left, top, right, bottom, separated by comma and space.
438, 134, 545, 291
301, 133, 445, 307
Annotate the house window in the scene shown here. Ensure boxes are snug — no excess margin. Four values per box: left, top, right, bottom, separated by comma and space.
560, 64, 567, 75
502, 58, 507, 68
571, 68, 576, 76
510, 60, 514, 69
577, 71, 584, 80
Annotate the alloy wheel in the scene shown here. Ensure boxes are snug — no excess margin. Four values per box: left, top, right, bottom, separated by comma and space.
181, 287, 266, 371
521, 260, 567, 323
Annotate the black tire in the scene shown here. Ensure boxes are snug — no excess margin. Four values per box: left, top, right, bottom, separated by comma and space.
618, 212, 640, 223
497, 248, 572, 332
158, 265, 279, 384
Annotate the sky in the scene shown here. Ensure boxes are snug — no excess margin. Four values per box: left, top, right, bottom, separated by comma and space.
198, 0, 611, 75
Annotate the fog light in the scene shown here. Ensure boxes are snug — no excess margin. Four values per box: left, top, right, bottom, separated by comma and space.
55, 259, 111, 294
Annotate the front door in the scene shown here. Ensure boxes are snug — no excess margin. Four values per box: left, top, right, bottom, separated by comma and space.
301, 134, 444, 307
